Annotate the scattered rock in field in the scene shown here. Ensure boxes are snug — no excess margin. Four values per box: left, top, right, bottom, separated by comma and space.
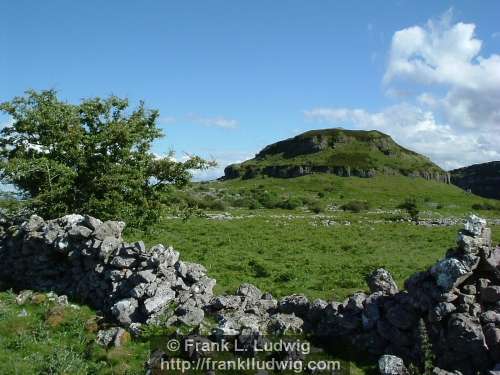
16, 290, 33, 305
96, 327, 130, 347
45, 305, 66, 327
17, 308, 28, 317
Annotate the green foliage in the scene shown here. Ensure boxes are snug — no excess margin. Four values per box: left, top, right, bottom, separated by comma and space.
0, 90, 214, 226
231, 128, 445, 179
279, 196, 303, 210
249, 259, 271, 278
472, 202, 499, 211
399, 197, 420, 222
341, 200, 370, 213
308, 200, 326, 213
417, 319, 435, 374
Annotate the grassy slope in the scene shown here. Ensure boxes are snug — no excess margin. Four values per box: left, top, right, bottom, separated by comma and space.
205, 174, 500, 216
243, 139, 439, 172
236, 129, 443, 175
0, 291, 149, 374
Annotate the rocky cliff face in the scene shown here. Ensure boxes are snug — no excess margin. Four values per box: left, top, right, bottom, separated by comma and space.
2, 214, 500, 374
451, 161, 500, 200
224, 128, 450, 182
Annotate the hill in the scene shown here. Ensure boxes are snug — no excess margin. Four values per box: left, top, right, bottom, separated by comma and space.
451, 161, 500, 200
224, 128, 449, 182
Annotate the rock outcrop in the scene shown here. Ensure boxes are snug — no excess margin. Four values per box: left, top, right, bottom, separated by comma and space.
223, 128, 450, 182
1, 213, 500, 374
451, 161, 500, 200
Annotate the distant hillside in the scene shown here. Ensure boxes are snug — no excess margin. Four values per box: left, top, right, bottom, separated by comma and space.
224, 128, 449, 182
451, 161, 500, 200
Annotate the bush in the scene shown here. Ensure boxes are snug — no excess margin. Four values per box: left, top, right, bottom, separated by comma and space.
255, 190, 281, 209
399, 197, 419, 222
472, 202, 498, 211
249, 260, 270, 278
308, 200, 326, 214
207, 199, 227, 211
341, 200, 370, 213
280, 196, 303, 210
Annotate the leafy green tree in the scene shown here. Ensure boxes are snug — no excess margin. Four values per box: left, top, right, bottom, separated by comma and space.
0, 90, 214, 226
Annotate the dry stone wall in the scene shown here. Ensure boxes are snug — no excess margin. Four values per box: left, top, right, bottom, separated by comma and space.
0, 214, 215, 327
1, 213, 500, 374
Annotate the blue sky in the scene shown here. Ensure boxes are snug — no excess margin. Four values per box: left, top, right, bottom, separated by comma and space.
2, 1, 500, 179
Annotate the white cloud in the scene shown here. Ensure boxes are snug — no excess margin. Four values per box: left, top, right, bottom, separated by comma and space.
188, 114, 239, 129
190, 150, 254, 181
304, 104, 500, 170
384, 9, 500, 131
305, 10, 500, 170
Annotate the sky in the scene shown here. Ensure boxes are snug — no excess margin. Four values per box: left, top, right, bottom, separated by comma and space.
1, 1, 500, 180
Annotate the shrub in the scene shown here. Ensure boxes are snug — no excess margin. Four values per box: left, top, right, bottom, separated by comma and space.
341, 200, 370, 213
472, 202, 498, 211
208, 199, 227, 211
308, 200, 326, 214
249, 260, 270, 278
255, 190, 280, 209
280, 197, 303, 210
399, 197, 420, 222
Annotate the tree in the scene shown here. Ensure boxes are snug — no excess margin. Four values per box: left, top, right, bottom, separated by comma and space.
0, 90, 215, 226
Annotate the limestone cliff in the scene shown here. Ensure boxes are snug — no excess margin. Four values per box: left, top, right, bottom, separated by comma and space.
451, 161, 500, 200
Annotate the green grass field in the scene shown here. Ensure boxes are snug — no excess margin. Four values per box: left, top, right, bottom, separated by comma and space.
1, 174, 500, 374
127, 213, 500, 301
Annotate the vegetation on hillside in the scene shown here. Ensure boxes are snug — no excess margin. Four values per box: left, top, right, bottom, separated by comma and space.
225, 128, 445, 179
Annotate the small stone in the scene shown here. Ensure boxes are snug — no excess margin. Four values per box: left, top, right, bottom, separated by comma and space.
57, 295, 69, 306
30, 293, 48, 305
378, 355, 407, 375
17, 308, 28, 317
16, 290, 33, 305
129, 322, 143, 338
45, 305, 66, 327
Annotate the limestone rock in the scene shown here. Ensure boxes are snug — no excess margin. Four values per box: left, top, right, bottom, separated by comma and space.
378, 355, 407, 375
111, 298, 138, 325
278, 294, 310, 317
368, 268, 399, 295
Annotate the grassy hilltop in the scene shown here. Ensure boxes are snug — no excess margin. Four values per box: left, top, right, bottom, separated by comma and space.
224, 129, 447, 180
